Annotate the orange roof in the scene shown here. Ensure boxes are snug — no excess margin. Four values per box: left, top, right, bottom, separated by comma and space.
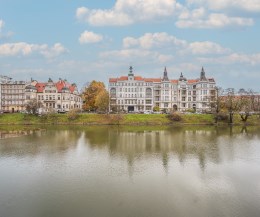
144, 78, 161, 82
134, 76, 143, 81
118, 76, 128, 81
109, 78, 117, 82
188, 79, 198, 84
170, 80, 178, 84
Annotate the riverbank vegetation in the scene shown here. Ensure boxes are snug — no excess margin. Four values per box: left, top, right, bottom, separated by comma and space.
0, 113, 259, 126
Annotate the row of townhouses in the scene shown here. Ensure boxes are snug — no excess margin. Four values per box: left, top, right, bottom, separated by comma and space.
109, 67, 216, 112
0, 75, 82, 113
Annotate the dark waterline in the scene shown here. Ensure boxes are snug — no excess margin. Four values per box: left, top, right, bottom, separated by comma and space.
0, 126, 260, 217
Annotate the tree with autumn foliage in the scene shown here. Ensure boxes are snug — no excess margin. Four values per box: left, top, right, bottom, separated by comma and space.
82, 81, 109, 112
95, 89, 109, 113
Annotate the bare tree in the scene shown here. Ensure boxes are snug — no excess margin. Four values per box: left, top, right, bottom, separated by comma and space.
223, 88, 240, 124
25, 99, 43, 115
211, 86, 225, 123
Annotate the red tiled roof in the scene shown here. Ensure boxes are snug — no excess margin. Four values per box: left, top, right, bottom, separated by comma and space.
109, 78, 118, 82
69, 85, 76, 93
188, 79, 199, 84
118, 76, 128, 81
35, 83, 46, 93
144, 78, 161, 82
34, 80, 76, 94
134, 76, 143, 81
55, 80, 66, 92
170, 80, 178, 84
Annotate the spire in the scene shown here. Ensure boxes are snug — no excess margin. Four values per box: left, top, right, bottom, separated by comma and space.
200, 67, 207, 81
128, 66, 134, 76
162, 66, 169, 81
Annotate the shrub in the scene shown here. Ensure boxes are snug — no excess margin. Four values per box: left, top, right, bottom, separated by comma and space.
67, 109, 81, 121
153, 106, 160, 112
107, 114, 123, 125
167, 112, 182, 122
215, 112, 228, 121
186, 108, 196, 113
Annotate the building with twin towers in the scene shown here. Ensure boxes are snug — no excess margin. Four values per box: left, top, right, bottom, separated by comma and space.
109, 66, 216, 113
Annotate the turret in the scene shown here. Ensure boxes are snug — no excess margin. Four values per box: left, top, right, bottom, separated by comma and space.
179, 72, 187, 81
200, 67, 207, 81
162, 67, 169, 81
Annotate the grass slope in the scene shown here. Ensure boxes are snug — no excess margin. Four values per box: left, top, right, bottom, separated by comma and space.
0, 113, 259, 125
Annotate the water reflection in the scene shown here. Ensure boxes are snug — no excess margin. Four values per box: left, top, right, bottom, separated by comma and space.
1, 125, 259, 169
0, 126, 260, 217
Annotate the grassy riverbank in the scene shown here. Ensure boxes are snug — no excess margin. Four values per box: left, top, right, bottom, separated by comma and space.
0, 113, 259, 126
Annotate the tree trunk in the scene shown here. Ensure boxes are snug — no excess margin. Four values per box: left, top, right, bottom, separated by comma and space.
229, 112, 233, 124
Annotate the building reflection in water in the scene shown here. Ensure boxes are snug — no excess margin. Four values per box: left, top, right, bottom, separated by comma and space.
1, 125, 259, 173
82, 126, 260, 172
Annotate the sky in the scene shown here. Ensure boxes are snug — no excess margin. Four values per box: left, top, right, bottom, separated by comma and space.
0, 0, 260, 91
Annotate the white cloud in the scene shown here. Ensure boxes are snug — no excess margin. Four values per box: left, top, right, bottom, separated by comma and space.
187, 41, 230, 55
79, 31, 103, 44
40, 43, 67, 58
0, 42, 67, 58
199, 53, 260, 65
123, 32, 228, 56
100, 32, 234, 67
0, 19, 4, 31
123, 32, 187, 49
176, 13, 254, 28
76, 0, 257, 29
178, 7, 206, 20
76, 0, 181, 26
187, 0, 260, 13
100, 49, 174, 64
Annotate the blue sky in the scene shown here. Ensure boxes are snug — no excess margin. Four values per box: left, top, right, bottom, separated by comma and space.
0, 0, 260, 91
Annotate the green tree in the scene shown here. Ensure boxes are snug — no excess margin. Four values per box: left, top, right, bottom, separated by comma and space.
153, 106, 160, 112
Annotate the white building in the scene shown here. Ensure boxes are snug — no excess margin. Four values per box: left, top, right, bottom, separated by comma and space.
0, 76, 25, 113
25, 78, 82, 113
109, 67, 216, 113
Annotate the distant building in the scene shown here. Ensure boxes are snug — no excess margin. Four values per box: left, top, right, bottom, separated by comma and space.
0, 78, 26, 112
25, 78, 82, 112
108, 67, 216, 112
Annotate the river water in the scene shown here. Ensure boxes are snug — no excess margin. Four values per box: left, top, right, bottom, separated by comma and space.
0, 126, 260, 217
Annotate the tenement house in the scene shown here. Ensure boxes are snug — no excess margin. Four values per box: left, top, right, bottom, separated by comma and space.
25, 78, 82, 112
109, 67, 216, 112
0, 76, 25, 113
